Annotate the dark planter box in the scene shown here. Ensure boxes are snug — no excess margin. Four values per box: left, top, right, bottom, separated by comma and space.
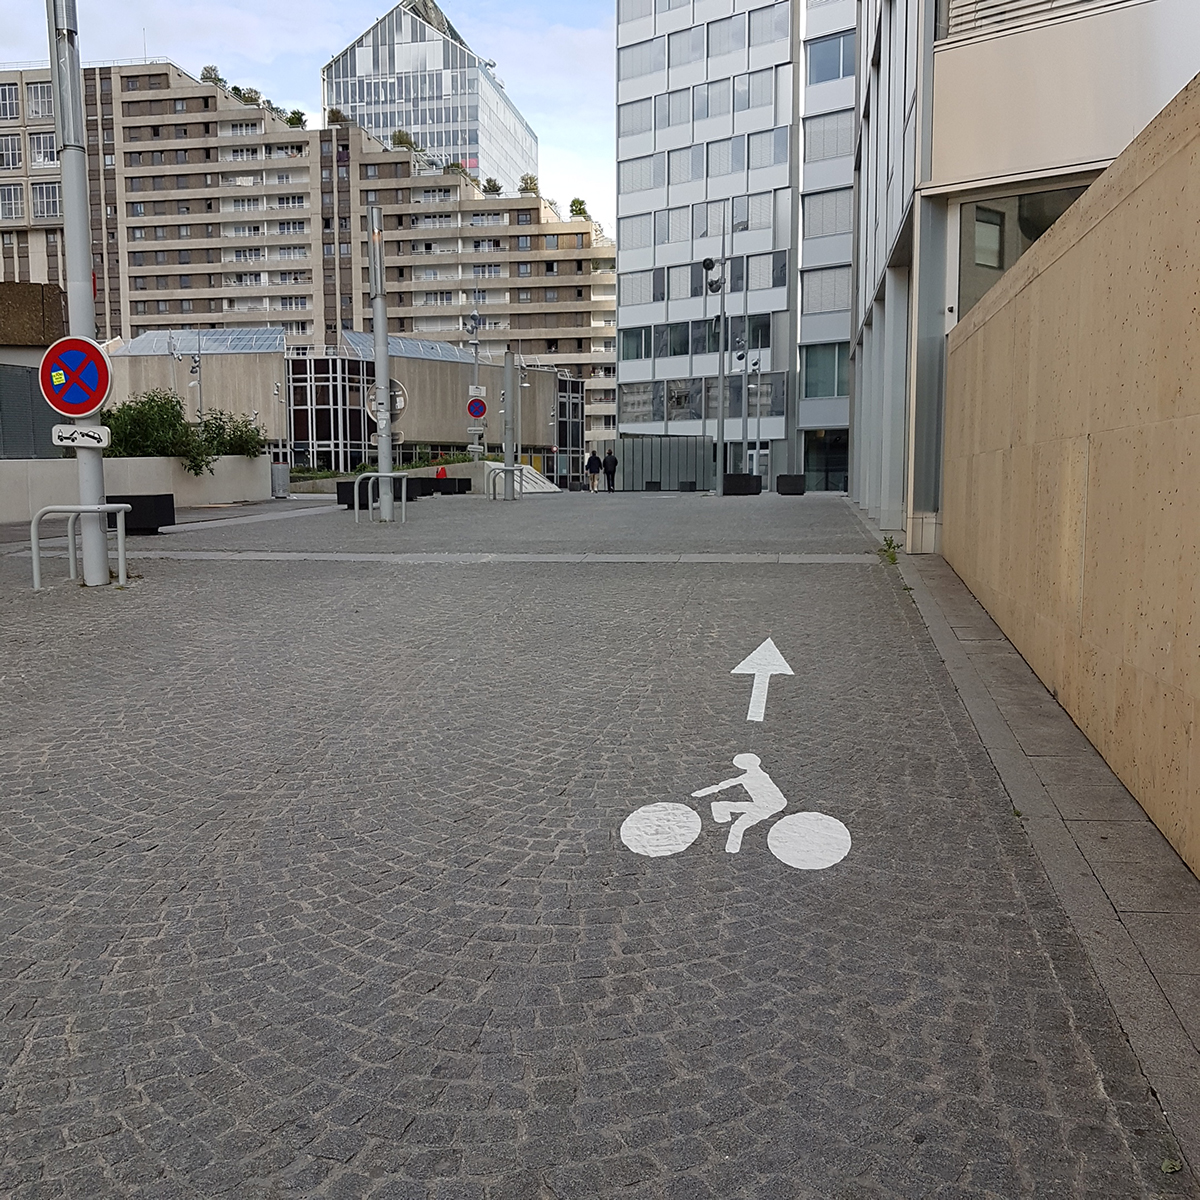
644, 480, 661, 491
679, 480, 697, 492
337, 478, 413, 508
568, 481, 582, 491
106, 493, 174, 533
456, 477, 471, 494
723, 473, 762, 496
415, 476, 437, 497
776, 474, 807, 496
436, 477, 457, 495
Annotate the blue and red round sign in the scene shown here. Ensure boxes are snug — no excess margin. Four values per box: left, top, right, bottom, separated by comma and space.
467, 397, 487, 419
39, 336, 112, 419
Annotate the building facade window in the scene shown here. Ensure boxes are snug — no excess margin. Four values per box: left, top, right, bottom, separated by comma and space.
803, 188, 853, 237
803, 110, 854, 161
747, 128, 789, 169
620, 326, 651, 359
669, 26, 705, 67
0, 135, 20, 170
618, 97, 653, 137
31, 183, 60, 219
707, 136, 745, 177
801, 265, 851, 312
807, 31, 856, 85
732, 191, 774, 232
618, 37, 666, 80
26, 83, 53, 120
749, 2, 790, 45
802, 342, 850, 397
619, 152, 666, 194
708, 14, 746, 57
735, 68, 775, 112
618, 213, 653, 248
0, 84, 19, 121
619, 270, 654, 306
0, 184, 23, 219
654, 206, 690, 244
669, 144, 705, 184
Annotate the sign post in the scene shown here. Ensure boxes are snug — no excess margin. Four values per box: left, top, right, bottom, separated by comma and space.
47, 0, 108, 584
368, 205, 393, 521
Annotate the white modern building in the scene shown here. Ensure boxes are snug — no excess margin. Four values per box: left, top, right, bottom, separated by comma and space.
614, 0, 857, 490
322, 0, 539, 192
851, 0, 1200, 548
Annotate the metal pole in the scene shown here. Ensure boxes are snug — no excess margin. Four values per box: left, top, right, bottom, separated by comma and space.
469, 306, 481, 454
48, 0, 107, 586
754, 362, 763, 480
503, 350, 515, 500
740, 284, 749, 475
368, 206, 393, 521
715, 228, 728, 497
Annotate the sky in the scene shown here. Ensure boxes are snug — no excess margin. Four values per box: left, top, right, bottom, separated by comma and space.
7, 0, 618, 232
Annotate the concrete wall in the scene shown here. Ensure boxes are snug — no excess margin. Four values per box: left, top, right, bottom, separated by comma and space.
942, 72, 1200, 876
0, 455, 270, 525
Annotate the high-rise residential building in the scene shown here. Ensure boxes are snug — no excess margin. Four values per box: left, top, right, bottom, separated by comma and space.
614, 0, 856, 490
0, 60, 321, 342
850, 0, 1200, 549
322, 0, 538, 192
0, 58, 614, 471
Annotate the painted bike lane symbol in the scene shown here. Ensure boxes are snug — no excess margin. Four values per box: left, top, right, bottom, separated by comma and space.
620, 754, 851, 871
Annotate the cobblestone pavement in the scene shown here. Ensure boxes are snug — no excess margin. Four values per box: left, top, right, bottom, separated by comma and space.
0, 495, 1194, 1198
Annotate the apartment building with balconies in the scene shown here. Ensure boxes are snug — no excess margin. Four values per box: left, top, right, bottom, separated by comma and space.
0, 60, 323, 342
0, 58, 616, 443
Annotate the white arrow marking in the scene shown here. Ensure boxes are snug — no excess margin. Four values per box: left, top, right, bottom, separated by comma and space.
731, 637, 794, 722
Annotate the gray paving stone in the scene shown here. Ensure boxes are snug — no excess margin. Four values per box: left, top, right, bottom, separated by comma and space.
0, 494, 1195, 1197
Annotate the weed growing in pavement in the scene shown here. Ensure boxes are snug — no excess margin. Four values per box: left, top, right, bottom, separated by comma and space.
877, 535, 900, 565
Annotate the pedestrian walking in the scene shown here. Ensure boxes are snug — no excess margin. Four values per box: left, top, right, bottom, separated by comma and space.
602, 448, 618, 493
586, 451, 602, 493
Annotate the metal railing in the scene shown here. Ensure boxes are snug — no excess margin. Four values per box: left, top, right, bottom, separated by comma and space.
487, 466, 525, 501
352, 472, 408, 524
30, 504, 131, 591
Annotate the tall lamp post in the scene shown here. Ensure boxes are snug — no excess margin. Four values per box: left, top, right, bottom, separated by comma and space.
702, 237, 728, 497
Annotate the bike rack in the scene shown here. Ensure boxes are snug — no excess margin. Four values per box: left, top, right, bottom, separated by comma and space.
487, 465, 525, 501
352, 472, 408, 524
30, 503, 132, 591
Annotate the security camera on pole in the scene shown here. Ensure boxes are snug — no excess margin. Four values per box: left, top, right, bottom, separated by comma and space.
368, 206, 394, 521
703, 236, 728, 497
46, 0, 109, 584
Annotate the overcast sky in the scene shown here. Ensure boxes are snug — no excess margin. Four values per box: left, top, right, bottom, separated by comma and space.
9, 0, 618, 231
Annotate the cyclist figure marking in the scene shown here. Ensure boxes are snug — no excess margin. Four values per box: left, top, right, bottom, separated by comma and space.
692, 753, 787, 853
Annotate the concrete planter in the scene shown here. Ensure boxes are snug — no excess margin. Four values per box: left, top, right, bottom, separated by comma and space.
0, 455, 270, 525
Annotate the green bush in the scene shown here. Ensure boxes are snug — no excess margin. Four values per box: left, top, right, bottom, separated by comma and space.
102, 388, 265, 477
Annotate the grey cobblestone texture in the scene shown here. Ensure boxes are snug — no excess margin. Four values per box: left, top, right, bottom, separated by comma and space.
0, 494, 1194, 1197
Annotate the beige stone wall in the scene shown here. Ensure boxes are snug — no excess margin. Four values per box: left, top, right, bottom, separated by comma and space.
943, 73, 1200, 876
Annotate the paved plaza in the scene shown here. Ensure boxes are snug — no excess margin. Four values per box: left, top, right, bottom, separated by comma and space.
1, 492, 1198, 1198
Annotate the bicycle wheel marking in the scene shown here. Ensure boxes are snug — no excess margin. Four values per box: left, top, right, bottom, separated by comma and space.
619, 755, 852, 871
620, 802, 702, 857
767, 811, 851, 870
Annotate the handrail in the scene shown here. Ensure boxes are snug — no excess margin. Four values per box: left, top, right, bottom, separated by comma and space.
31, 504, 131, 591
352, 472, 408, 524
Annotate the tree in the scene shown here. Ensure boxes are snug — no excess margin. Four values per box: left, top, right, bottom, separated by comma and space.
570, 197, 589, 218
286, 109, 307, 129
482, 177, 502, 195
391, 129, 415, 148
230, 85, 262, 105
199, 64, 226, 88
518, 173, 539, 194
327, 107, 349, 125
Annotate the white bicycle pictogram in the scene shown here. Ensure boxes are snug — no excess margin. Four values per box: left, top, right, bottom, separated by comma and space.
620, 754, 851, 871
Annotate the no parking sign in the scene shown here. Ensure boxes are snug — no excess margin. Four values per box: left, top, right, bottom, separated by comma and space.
39, 336, 112, 419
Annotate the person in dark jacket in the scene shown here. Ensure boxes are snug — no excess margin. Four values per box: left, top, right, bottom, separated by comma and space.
586, 451, 603, 492
602, 449, 618, 493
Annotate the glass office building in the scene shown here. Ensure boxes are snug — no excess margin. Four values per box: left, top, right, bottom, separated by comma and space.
614, 0, 856, 489
322, 0, 538, 192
